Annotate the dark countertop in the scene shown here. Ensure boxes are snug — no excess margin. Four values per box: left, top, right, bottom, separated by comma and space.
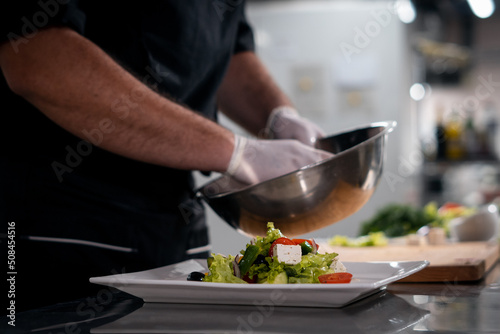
2, 262, 499, 334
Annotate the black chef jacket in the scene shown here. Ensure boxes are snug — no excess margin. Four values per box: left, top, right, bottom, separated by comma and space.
0, 0, 254, 312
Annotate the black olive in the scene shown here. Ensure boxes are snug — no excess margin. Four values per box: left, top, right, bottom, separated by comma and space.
187, 271, 205, 281
253, 254, 267, 265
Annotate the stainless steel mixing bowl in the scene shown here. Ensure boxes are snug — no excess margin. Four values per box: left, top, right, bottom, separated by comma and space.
197, 120, 397, 237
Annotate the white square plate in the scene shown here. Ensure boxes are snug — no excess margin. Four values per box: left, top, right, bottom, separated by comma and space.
90, 259, 428, 308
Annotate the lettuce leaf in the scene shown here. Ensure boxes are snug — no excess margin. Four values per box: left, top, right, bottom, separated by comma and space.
244, 222, 283, 258
328, 232, 388, 247
252, 251, 339, 284
255, 257, 287, 283
203, 254, 247, 284
287, 252, 338, 283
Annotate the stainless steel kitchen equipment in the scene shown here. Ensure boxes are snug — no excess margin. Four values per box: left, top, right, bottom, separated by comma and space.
197, 121, 397, 237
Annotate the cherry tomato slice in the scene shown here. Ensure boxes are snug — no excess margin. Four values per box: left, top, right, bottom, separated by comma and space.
438, 202, 463, 214
269, 237, 296, 257
291, 238, 308, 244
441, 202, 462, 209
318, 272, 353, 284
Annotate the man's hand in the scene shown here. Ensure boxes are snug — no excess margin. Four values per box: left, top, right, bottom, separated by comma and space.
217, 52, 326, 146
266, 106, 325, 146
226, 135, 333, 185
216, 52, 332, 185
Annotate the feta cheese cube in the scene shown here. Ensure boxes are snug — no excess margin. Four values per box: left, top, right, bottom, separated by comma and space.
273, 244, 302, 265
330, 258, 347, 273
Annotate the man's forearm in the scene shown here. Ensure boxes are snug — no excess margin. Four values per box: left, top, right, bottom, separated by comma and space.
216, 51, 293, 136
0, 27, 234, 172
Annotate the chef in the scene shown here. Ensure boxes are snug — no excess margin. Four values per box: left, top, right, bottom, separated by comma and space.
0, 1, 330, 311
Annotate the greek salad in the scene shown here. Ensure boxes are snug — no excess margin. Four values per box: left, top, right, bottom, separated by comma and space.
187, 222, 352, 284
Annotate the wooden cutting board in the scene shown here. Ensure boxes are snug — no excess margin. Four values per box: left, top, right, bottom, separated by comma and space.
319, 241, 499, 282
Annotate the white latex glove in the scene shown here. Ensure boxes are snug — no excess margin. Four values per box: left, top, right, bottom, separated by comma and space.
266, 106, 325, 146
226, 135, 333, 185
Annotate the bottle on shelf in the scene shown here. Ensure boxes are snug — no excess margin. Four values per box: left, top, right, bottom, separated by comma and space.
444, 109, 465, 160
435, 107, 447, 161
463, 110, 479, 159
484, 102, 498, 159
475, 101, 499, 159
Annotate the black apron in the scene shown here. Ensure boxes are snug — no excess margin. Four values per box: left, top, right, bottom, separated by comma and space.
0, 0, 254, 312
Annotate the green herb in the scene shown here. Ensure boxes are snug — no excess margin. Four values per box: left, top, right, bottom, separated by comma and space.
358, 203, 435, 237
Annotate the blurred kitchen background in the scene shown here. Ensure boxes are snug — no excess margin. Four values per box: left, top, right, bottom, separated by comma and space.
196, 0, 500, 255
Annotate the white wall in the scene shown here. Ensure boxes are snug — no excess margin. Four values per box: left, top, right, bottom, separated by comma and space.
197, 1, 417, 255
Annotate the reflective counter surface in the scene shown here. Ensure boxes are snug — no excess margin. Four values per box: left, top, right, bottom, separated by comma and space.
2, 262, 499, 334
